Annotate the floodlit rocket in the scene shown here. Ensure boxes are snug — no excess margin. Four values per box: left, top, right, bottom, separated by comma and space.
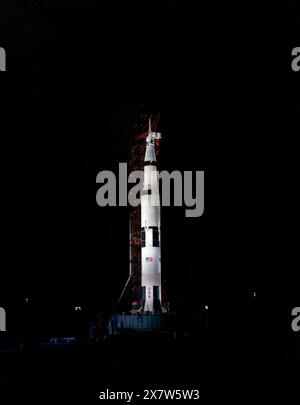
141, 120, 162, 313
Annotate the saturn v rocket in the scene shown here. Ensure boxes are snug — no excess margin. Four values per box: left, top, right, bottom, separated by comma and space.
141, 121, 162, 313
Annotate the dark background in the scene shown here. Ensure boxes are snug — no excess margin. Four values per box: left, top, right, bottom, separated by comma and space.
1, 0, 299, 384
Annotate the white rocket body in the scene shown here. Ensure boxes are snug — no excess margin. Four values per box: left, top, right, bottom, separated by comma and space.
141, 126, 162, 313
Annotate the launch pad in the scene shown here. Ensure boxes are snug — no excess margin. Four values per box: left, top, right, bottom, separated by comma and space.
111, 314, 164, 332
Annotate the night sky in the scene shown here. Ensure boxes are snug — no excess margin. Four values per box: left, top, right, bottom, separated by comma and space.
1, 1, 300, 337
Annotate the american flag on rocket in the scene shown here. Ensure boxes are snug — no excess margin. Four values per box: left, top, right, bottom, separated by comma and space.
146, 257, 153, 262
